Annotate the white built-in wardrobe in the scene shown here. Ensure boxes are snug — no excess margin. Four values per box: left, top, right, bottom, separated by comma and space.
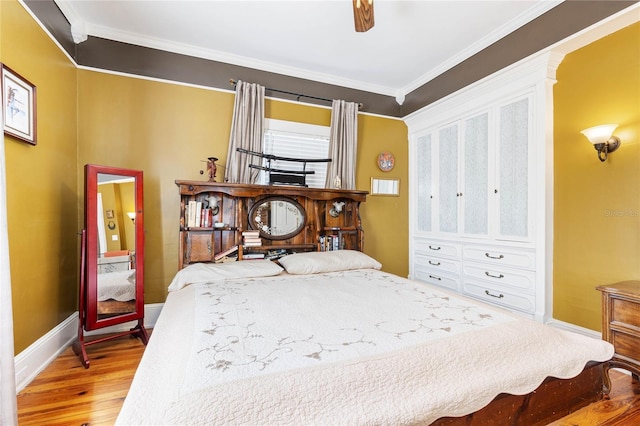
405, 52, 563, 322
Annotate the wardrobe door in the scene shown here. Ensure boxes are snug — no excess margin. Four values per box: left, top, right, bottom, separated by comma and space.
437, 124, 459, 234
416, 133, 433, 233
496, 97, 531, 240
462, 112, 489, 237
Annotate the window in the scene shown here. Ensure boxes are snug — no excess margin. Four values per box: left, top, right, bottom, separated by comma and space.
260, 119, 330, 188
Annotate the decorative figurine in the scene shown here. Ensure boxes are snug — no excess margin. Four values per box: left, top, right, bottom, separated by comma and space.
207, 157, 218, 182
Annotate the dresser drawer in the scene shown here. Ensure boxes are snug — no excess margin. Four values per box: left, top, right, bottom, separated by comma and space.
415, 253, 461, 275
463, 281, 535, 314
612, 330, 640, 362
463, 263, 535, 291
612, 298, 640, 328
414, 267, 460, 291
463, 245, 535, 269
414, 239, 461, 259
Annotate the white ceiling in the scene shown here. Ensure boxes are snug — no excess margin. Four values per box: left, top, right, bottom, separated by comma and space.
55, 0, 562, 101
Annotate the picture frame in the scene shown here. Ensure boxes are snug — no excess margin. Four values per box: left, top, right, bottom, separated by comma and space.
2, 64, 37, 145
371, 177, 400, 196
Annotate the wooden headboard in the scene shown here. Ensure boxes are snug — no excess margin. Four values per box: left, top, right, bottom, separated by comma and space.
175, 181, 368, 269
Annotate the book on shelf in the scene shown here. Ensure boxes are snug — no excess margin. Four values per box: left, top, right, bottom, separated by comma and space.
242, 230, 260, 236
214, 245, 239, 261
214, 255, 238, 263
200, 208, 212, 228
243, 241, 263, 247
243, 253, 265, 260
187, 200, 197, 228
194, 201, 202, 228
319, 234, 343, 251
265, 249, 288, 260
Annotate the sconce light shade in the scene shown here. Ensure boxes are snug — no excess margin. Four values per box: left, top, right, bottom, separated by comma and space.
205, 196, 220, 215
127, 212, 136, 222
580, 124, 621, 162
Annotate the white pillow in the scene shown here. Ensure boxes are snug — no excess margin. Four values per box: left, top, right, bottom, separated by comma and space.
168, 260, 283, 292
278, 250, 381, 275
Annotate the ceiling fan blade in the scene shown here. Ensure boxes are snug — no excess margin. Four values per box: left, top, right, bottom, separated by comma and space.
353, 0, 375, 33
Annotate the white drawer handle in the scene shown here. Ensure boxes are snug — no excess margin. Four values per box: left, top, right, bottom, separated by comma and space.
429, 245, 441, 251
485, 290, 504, 299
428, 260, 441, 266
485, 252, 504, 260
429, 275, 442, 281
485, 272, 504, 279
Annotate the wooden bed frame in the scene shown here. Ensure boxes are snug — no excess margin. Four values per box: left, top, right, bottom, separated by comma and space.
432, 361, 606, 425
168, 182, 610, 424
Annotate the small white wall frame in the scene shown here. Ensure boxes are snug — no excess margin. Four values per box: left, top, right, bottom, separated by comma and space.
371, 177, 400, 196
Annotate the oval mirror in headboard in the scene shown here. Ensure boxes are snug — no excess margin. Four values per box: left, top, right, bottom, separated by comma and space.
249, 197, 306, 240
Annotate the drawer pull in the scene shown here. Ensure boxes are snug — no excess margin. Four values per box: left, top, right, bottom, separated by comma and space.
428, 260, 441, 266
428, 245, 441, 251
485, 290, 504, 299
485, 272, 504, 279
429, 275, 442, 281
485, 252, 504, 260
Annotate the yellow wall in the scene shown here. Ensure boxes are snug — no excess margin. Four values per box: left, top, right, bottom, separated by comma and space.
553, 22, 640, 330
1, 0, 79, 352
77, 71, 410, 305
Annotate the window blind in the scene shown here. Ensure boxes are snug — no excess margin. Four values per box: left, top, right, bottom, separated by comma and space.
261, 128, 329, 188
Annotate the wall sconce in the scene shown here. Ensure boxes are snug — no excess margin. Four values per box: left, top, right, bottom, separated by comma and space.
205, 196, 219, 215
126, 212, 135, 223
580, 124, 621, 162
329, 201, 345, 218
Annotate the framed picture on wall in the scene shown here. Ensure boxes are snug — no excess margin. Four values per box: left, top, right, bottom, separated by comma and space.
1, 64, 37, 145
371, 177, 400, 196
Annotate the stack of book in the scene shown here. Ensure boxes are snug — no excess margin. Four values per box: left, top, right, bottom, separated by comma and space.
213, 245, 238, 263
185, 200, 213, 228
242, 230, 262, 247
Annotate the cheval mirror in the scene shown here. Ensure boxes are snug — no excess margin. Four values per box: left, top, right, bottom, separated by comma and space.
73, 164, 148, 368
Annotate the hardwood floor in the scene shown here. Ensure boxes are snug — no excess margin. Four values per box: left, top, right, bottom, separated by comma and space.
17, 333, 640, 425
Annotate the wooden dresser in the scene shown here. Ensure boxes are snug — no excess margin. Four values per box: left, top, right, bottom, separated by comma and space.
596, 280, 640, 384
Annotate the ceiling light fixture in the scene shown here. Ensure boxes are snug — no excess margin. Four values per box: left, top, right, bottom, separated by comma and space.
353, 0, 374, 32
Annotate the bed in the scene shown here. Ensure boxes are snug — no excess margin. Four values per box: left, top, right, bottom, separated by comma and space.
97, 269, 136, 316
116, 250, 613, 425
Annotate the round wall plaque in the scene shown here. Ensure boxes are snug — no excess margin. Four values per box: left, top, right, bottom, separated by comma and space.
377, 152, 395, 172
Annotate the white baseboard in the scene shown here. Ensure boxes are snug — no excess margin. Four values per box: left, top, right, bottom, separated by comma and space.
15, 303, 163, 393
546, 318, 602, 339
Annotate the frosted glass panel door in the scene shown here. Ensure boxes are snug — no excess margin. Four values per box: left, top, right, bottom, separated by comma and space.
438, 125, 458, 233
498, 97, 529, 239
463, 113, 489, 236
416, 134, 432, 232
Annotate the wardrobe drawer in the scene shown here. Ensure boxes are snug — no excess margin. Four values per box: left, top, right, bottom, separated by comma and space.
414, 239, 461, 259
415, 253, 461, 275
463, 263, 535, 291
463, 245, 535, 270
414, 267, 460, 292
463, 281, 535, 314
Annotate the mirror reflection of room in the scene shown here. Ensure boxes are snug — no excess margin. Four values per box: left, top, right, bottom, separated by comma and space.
96, 174, 136, 319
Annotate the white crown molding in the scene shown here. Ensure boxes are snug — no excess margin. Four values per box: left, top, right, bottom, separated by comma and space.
400, 0, 563, 96
53, 0, 87, 43
81, 22, 399, 98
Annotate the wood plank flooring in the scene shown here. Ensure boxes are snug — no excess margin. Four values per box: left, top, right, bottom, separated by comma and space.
17, 332, 640, 425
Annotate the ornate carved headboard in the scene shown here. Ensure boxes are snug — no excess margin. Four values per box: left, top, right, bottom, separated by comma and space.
175, 181, 367, 269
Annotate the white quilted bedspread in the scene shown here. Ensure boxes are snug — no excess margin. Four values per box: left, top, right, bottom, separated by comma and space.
116, 269, 613, 425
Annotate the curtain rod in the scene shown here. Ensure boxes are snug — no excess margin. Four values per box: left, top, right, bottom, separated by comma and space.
229, 79, 362, 109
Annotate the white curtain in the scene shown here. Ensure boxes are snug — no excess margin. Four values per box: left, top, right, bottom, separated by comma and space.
224, 80, 265, 184
0, 123, 17, 423
325, 100, 358, 190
